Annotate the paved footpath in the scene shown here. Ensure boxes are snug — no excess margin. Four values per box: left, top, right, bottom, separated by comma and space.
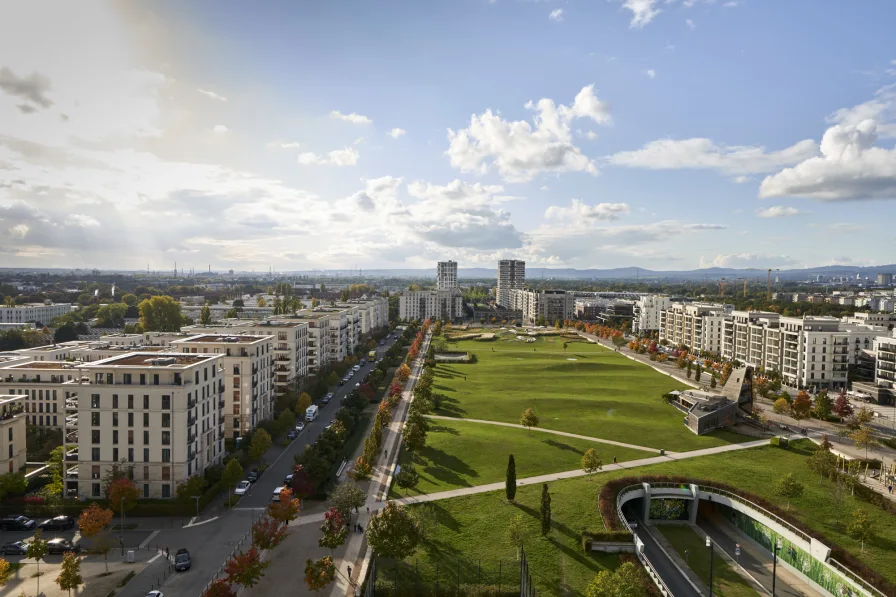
425, 414, 664, 454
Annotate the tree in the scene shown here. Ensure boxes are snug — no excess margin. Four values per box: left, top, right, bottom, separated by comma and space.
855, 406, 874, 426
850, 425, 878, 459
202, 579, 238, 597
222, 458, 244, 506
807, 436, 837, 484
138, 295, 184, 331
774, 473, 804, 510
772, 397, 790, 420
710, 374, 717, 389
304, 556, 337, 592
96, 302, 127, 328
225, 547, 270, 589
612, 335, 626, 349
107, 477, 138, 522
833, 392, 854, 418
26, 530, 48, 594
296, 392, 312, 416
55, 551, 83, 596
395, 464, 420, 495
847, 508, 875, 552
54, 323, 79, 343
250, 429, 272, 462
200, 305, 212, 325
268, 487, 300, 523
330, 480, 366, 522
791, 391, 811, 427
402, 420, 427, 454
252, 517, 287, 550
584, 562, 644, 597
581, 448, 602, 480
277, 409, 296, 437
686, 360, 693, 379
176, 475, 208, 506
388, 382, 403, 399
366, 501, 419, 559
507, 513, 532, 558
45, 445, 65, 500
318, 507, 348, 553
0, 557, 9, 588
78, 503, 114, 572
506, 454, 517, 501
397, 364, 411, 383
695, 363, 702, 383
813, 390, 833, 420
520, 408, 539, 434
540, 483, 552, 536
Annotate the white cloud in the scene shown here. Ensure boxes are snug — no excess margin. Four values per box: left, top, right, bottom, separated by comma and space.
329, 110, 372, 125
607, 137, 818, 175
620, 0, 662, 28
723, 1, 740, 7
699, 253, 797, 268
9, 224, 30, 239
297, 147, 360, 166
387, 128, 406, 139
212, 124, 229, 135
646, 69, 656, 79
549, 9, 564, 22
198, 88, 228, 101
732, 175, 751, 183
686, 18, 696, 30
446, 84, 611, 182
68, 214, 101, 227
268, 141, 301, 149
756, 206, 802, 218
544, 199, 630, 222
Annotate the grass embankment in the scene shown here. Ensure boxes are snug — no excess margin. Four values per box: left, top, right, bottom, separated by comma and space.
434, 335, 745, 451
393, 441, 896, 596
658, 526, 761, 597
390, 418, 654, 497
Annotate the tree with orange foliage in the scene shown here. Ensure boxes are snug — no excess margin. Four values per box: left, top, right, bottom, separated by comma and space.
202, 579, 237, 597
397, 364, 411, 383
106, 477, 138, 521
305, 556, 336, 592
268, 487, 300, 524
252, 517, 287, 550
77, 503, 114, 572
388, 381, 403, 398
225, 546, 269, 589
791, 391, 812, 428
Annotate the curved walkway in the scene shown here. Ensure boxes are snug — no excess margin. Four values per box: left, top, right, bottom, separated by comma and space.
426, 414, 664, 454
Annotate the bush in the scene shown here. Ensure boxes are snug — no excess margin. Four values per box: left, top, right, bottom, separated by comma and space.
580, 530, 633, 551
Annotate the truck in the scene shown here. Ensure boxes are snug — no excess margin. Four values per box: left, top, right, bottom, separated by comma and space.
368, 350, 377, 362
305, 404, 319, 421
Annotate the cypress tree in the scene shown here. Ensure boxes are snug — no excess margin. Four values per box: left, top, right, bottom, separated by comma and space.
505, 454, 517, 501
540, 483, 551, 536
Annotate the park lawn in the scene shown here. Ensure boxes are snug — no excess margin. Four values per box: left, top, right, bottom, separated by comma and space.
658, 526, 761, 597
433, 335, 746, 451
397, 440, 896, 596
389, 418, 654, 497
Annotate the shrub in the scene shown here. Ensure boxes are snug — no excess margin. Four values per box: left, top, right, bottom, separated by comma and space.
580, 530, 633, 552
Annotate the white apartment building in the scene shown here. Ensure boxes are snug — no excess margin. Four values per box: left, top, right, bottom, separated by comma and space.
874, 330, 896, 395
78, 353, 224, 500
181, 304, 274, 322
632, 295, 671, 335
722, 311, 781, 370
399, 290, 464, 322
509, 289, 575, 325
1, 395, 27, 474
336, 298, 389, 335
659, 303, 731, 354
437, 261, 458, 291
497, 260, 525, 307
170, 335, 274, 439
15, 341, 94, 362
0, 361, 90, 429
0, 303, 72, 325
275, 313, 332, 375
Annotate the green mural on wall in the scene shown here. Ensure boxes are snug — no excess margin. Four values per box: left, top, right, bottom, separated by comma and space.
649, 498, 689, 521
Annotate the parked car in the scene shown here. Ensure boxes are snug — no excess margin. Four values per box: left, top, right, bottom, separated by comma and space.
626, 519, 639, 530
339, 378, 346, 385
234, 480, 251, 495
174, 548, 191, 571
46, 538, 81, 555
38, 515, 76, 531
146, 591, 164, 597
284, 473, 294, 485
287, 429, 297, 440
0, 540, 28, 555
322, 393, 334, 404
0, 516, 36, 531
295, 422, 305, 432
247, 469, 260, 483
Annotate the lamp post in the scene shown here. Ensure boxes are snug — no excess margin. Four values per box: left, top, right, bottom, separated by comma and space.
705, 535, 714, 597
191, 495, 201, 519
772, 537, 783, 596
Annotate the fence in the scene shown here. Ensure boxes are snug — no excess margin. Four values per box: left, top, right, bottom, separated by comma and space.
199, 527, 253, 596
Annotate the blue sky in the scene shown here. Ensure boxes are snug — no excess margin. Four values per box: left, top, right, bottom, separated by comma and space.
1, 0, 895, 271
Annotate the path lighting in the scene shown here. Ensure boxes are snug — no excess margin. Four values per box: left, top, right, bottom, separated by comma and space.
705, 535, 714, 597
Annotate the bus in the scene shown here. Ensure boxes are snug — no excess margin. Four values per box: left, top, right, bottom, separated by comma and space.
368, 350, 377, 362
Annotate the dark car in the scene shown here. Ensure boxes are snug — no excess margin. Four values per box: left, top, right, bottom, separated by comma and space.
174, 548, 191, 571
0, 540, 28, 555
38, 516, 76, 531
287, 430, 297, 440
46, 538, 81, 555
247, 469, 260, 483
339, 378, 346, 385
0, 516, 36, 531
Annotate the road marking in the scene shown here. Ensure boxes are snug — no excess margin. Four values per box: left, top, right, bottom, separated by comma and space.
148, 552, 163, 563
140, 530, 160, 548
183, 516, 219, 528
232, 507, 267, 511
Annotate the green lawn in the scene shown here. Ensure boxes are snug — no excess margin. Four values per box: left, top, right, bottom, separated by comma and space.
395, 440, 896, 596
433, 335, 746, 451
658, 526, 761, 597
390, 418, 655, 497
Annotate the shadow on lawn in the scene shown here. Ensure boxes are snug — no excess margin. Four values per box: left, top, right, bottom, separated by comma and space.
541, 438, 584, 455
422, 446, 479, 479
435, 397, 467, 417
429, 422, 460, 435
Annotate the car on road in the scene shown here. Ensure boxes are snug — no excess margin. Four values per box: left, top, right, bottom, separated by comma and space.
38, 515, 76, 531
174, 548, 191, 571
0, 516, 36, 531
234, 480, 251, 495
626, 519, 639, 529
295, 422, 305, 432
146, 591, 164, 597
287, 429, 297, 440
247, 469, 260, 483
360, 359, 367, 366
0, 541, 28, 555
322, 392, 334, 404
271, 486, 286, 503
46, 538, 81, 555
284, 473, 294, 485
354, 382, 360, 389
339, 377, 346, 385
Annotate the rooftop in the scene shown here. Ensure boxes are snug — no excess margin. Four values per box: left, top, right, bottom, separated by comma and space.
87, 353, 219, 368
6, 361, 78, 370
174, 334, 272, 344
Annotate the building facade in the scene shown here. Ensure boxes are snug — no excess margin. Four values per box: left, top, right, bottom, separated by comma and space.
509, 289, 574, 325
437, 261, 458, 291
0, 303, 72, 325
632, 295, 671, 335
659, 303, 731, 354
497, 260, 526, 307
0, 395, 27, 474
399, 290, 464, 322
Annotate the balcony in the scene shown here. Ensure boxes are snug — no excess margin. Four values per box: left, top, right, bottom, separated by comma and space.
187, 414, 197, 426
188, 432, 196, 444
218, 399, 225, 409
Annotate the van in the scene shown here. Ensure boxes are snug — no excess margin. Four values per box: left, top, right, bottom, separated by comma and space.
352, 365, 361, 372
271, 486, 285, 503
305, 404, 319, 421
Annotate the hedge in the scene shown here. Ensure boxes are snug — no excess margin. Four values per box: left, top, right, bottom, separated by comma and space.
580, 530, 634, 552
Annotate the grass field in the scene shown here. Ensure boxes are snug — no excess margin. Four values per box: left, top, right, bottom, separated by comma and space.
658, 526, 761, 597
433, 334, 745, 451
389, 418, 655, 497
392, 440, 896, 595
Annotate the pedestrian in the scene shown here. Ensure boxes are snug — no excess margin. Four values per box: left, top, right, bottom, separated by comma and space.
366, 506, 370, 514
347, 565, 353, 579
889, 485, 893, 494
359, 524, 364, 534
385, 449, 388, 459
613, 456, 617, 465
165, 546, 169, 558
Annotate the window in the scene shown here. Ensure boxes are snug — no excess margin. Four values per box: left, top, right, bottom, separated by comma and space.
91, 412, 100, 426
143, 395, 149, 409
143, 448, 149, 462
53, 416, 57, 426
92, 483, 101, 497
143, 484, 149, 498
153, 374, 160, 385
92, 448, 100, 461
91, 394, 100, 408
162, 484, 171, 498
128, 430, 134, 445
128, 412, 134, 427
232, 405, 240, 415
140, 374, 146, 385
113, 430, 119, 444
112, 448, 118, 461
233, 418, 239, 428
53, 403, 57, 413
92, 430, 100, 444
162, 395, 171, 410
128, 448, 134, 462
143, 430, 149, 444
112, 412, 119, 427
162, 431, 170, 445
162, 449, 170, 462
143, 413, 149, 427
162, 413, 170, 428
233, 365, 240, 375
162, 467, 170, 480
123, 374, 132, 385
128, 395, 134, 409
91, 465, 100, 479
233, 377, 240, 388
112, 394, 119, 408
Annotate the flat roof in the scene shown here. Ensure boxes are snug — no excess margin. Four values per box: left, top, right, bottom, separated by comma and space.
88, 353, 219, 368
5, 361, 76, 370
175, 334, 271, 344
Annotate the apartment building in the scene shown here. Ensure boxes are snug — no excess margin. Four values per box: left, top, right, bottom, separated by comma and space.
437, 261, 458, 291
77, 353, 224, 500
274, 313, 331, 375
15, 341, 93, 362
0, 303, 72, 325
1, 395, 27, 473
874, 331, 895, 395
497, 260, 525, 307
180, 304, 274, 322
722, 311, 781, 370
659, 303, 731, 354
170, 335, 274, 439
509, 289, 575, 325
632, 295, 671, 335
336, 297, 389, 335
0, 361, 88, 429
399, 290, 464, 322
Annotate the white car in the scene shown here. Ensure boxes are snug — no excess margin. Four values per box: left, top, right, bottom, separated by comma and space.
146, 591, 164, 597
295, 422, 305, 432
234, 480, 251, 495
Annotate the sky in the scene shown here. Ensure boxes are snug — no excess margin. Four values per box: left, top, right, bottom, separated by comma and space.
1, 0, 895, 273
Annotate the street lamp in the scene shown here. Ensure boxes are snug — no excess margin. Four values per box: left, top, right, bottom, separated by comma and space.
705, 536, 714, 597
772, 537, 783, 596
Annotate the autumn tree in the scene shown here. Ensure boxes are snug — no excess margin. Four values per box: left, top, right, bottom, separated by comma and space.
289, 465, 316, 504
296, 392, 313, 416
222, 458, 244, 506
581, 448, 602, 480
252, 517, 287, 550
0, 558, 10, 588
138, 295, 185, 331
26, 530, 48, 594
305, 556, 337, 592
78, 502, 115, 572
268, 487, 300, 524
540, 483, 552, 536
847, 508, 875, 552
397, 364, 411, 383
318, 507, 348, 553
202, 579, 238, 597
850, 426, 879, 459
520, 408, 539, 434
506, 454, 517, 501
791, 391, 812, 427
225, 547, 270, 588
833, 392, 853, 419
367, 501, 419, 559
250, 429, 272, 462
775, 473, 804, 510
56, 551, 83, 596
107, 477, 138, 523
772, 397, 790, 421
388, 382, 403, 399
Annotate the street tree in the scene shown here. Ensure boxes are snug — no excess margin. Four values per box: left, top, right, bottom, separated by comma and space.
225, 547, 270, 589
847, 508, 875, 552
695, 363, 702, 383
833, 392, 854, 419
78, 503, 114, 572
296, 392, 313, 416
26, 530, 48, 594
402, 420, 427, 455
366, 501, 419, 559
611, 335, 626, 350
506, 454, 517, 501
772, 397, 790, 420
850, 426, 879, 459
807, 437, 837, 484
252, 517, 287, 550
520, 408, 540, 434
277, 409, 296, 436
107, 477, 138, 522
584, 562, 643, 597
268, 487, 300, 524
289, 465, 317, 504
686, 361, 693, 379
55, 551, 83, 596
176, 475, 208, 507
813, 390, 833, 420
202, 579, 238, 597
540, 483, 552, 536
0, 557, 9, 588
250, 429, 272, 463
397, 364, 411, 383
395, 464, 420, 495
791, 391, 812, 427
581, 448, 602, 480
775, 473, 804, 510
304, 556, 337, 592
318, 507, 348, 553
222, 459, 244, 506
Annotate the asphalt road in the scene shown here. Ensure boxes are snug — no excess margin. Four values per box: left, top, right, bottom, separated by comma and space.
116, 334, 401, 597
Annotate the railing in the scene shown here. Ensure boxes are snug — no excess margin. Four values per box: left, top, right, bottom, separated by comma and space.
695, 485, 811, 543
829, 559, 888, 597
616, 485, 673, 597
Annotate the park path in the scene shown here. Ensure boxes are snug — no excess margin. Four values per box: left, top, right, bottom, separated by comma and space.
390, 436, 770, 506
425, 414, 664, 454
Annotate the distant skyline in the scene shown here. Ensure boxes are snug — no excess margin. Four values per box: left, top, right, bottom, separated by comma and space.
1, 1, 895, 271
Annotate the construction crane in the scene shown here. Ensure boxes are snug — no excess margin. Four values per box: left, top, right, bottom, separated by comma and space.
767, 268, 779, 300
735, 277, 747, 298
